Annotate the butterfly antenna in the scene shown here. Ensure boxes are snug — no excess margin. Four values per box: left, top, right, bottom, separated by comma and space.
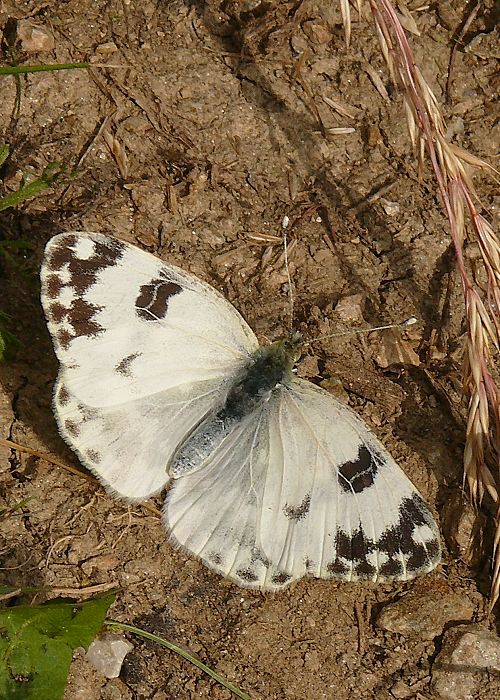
283, 222, 294, 331
304, 317, 417, 346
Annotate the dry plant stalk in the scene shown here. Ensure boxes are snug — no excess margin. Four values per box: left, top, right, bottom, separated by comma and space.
339, 0, 499, 605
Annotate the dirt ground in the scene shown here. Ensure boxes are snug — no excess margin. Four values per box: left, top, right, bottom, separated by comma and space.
0, 1, 498, 699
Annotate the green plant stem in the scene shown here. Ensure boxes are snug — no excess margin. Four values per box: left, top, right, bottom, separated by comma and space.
105, 620, 250, 700
0, 63, 90, 75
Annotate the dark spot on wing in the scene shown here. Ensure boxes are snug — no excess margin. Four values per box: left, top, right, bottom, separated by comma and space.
86, 449, 101, 464
251, 548, 271, 569
57, 329, 72, 350
115, 352, 141, 377
379, 495, 430, 559
422, 538, 440, 562
47, 236, 125, 294
136, 274, 182, 321
74, 240, 124, 295
43, 235, 125, 348
45, 274, 63, 299
46, 234, 78, 270
326, 559, 348, 576
336, 528, 374, 562
271, 572, 291, 586
283, 493, 311, 521
352, 558, 376, 577
48, 302, 66, 323
207, 552, 223, 566
379, 558, 404, 578
338, 445, 378, 494
57, 385, 70, 406
402, 493, 433, 528
68, 299, 104, 339
377, 493, 441, 573
64, 419, 80, 437
236, 568, 258, 583
48, 297, 104, 342
322, 493, 440, 581
326, 529, 378, 580
335, 492, 441, 580
78, 403, 98, 420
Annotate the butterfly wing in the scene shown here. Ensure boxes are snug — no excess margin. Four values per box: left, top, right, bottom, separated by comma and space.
41, 232, 258, 499
165, 377, 440, 589
165, 408, 279, 587
259, 379, 441, 583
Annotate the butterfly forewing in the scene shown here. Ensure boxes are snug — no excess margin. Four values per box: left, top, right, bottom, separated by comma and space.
41, 232, 258, 498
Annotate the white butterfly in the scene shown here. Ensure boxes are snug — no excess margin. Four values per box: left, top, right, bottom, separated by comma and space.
40, 232, 441, 589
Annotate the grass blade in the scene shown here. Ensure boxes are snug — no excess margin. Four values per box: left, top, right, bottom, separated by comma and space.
105, 620, 250, 700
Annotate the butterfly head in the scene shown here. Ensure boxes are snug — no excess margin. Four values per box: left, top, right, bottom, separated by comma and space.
261, 331, 303, 378
280, 331, 303, 367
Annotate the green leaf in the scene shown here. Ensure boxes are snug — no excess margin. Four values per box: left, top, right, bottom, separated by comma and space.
0, 162, 66, 212
0, 145, 9, 168
0, 593, 115, 700
0, 498, 32, 519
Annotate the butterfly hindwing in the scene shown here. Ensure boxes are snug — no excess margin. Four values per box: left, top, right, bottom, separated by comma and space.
52, 376, 228, 500
41, 232, 259, 498
266, 380, 440, 582
165, 378, 440, 589
164, 408, 282, 587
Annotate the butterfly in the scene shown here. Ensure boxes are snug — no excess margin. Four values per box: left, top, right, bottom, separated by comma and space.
40, 232, 441, 589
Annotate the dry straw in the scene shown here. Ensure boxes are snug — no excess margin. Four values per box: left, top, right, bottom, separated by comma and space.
340, 1, 499, 605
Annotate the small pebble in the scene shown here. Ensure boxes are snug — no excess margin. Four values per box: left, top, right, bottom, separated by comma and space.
380, 198, 400, 217
85, 633, 134, 679
376, 584, 474, 640
431, 624, 500, 700
17, 20, 55, 52
390, 680, 412, 699
441, 492, 486, 566
96, 41, 118, 55
334, 294, 365, 323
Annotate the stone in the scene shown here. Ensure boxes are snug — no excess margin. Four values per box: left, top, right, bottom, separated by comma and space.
380, 199, 400, 217
431, 624, 500, 700
85, 633, 134, 679
334, 294, 365, 323
17, 21, 55, 52
376, 582, 474, 640
441, 492, 486, 567
390, 680, 412, 698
